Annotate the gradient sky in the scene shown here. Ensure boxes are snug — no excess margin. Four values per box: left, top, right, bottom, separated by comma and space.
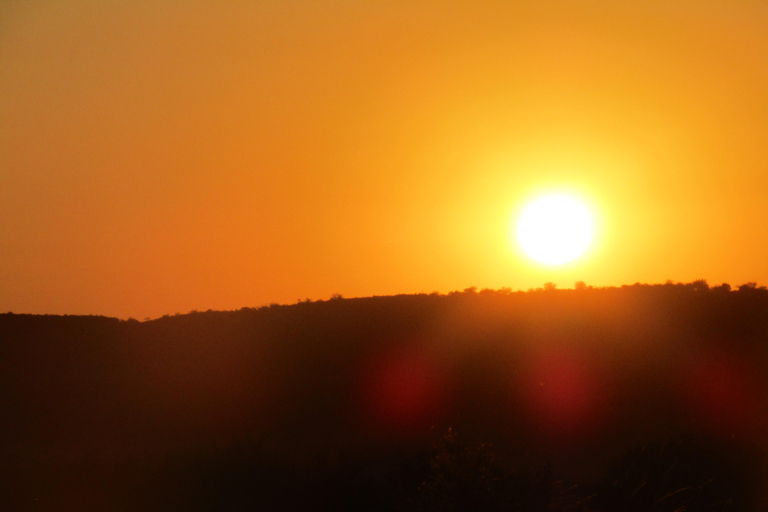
2, 1, 767, 319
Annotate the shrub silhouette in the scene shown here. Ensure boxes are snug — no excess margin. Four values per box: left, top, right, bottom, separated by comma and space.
597, 436, 755, 512
412, 428, 592, 512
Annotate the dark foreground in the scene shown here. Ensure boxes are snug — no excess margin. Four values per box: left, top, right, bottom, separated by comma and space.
1, 282, 767, 510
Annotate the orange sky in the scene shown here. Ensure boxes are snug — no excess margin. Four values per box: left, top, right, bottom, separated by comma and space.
2, 1, 767, 319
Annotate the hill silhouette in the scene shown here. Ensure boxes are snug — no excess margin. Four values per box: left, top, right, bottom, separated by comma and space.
1, 281, 768, 510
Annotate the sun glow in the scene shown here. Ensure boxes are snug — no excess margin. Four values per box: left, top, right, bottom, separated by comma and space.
516, 194, 595, 265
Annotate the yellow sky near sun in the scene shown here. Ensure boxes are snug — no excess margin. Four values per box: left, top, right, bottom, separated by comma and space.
1, 0, 767, 318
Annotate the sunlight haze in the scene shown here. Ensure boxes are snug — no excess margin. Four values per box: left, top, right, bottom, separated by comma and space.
1, 0, 767, 318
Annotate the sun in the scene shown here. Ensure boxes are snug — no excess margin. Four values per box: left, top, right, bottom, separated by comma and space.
516, 193, 594, 265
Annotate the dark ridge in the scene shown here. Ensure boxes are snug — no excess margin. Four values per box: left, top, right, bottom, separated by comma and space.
1, 282, 767, 510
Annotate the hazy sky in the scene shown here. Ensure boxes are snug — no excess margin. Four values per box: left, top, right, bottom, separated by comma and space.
2, 1, 767, 318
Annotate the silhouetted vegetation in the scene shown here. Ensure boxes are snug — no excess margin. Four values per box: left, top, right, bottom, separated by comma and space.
1, 282, 768, 510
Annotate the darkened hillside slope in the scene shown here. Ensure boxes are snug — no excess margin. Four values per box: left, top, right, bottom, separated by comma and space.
1, 282, 767, 510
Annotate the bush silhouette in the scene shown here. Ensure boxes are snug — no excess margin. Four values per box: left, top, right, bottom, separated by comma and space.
597, 436, 755, 512
412, 429, 592, 512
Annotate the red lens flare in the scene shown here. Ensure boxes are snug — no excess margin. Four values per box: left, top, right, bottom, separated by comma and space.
359, 346, 448, 437
521, 348, 607, 443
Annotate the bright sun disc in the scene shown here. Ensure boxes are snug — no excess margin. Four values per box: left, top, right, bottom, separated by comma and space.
516, 194, 594, 265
